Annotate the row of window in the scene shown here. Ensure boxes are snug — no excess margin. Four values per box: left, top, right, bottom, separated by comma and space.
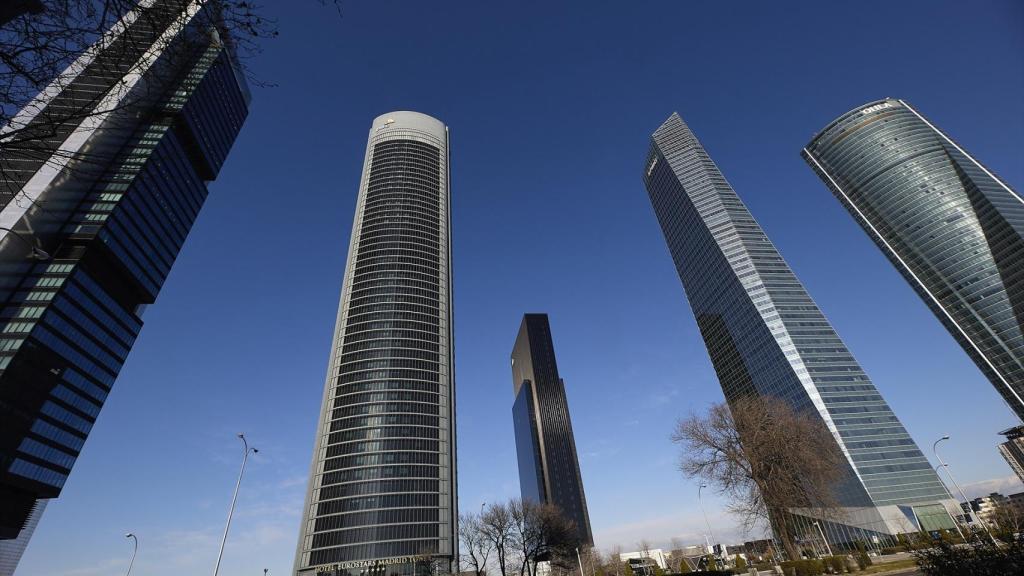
43, 311, 123, 374
9, 458, 67, 489
339, 358, 439, 375
329, 414, 439, 432
313, 507, 439, 533
341, 337, 439, 355
325, 439, 440, 458
30, 418, 85, 452
334, 380, 440, 395
315, 491, 438, 516
348, 294, 438, 311
332, 390, 439, 408
346, 312, 439, 329
328, 426, 439, 444
344, 321, 440, 338
318, 479, 440, 501
350, 291, 438, 307
62, 366, 111, 404
359, 217, 439, 239
323, 451, 440, 472
307, 539, 438, 566
40, 400, 94, 434
331, 402, 440, 420
50, 382, 101, 418
311, 522, 439, 549
18, 437, 76, 469
337, 369, 440, 386
339, 348, 438, 367
320, 464, 440, 487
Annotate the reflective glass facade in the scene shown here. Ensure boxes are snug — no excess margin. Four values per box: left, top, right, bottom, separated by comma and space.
998, 425, 1024, 484
0, 0, 249, 543
803, 98, 1024, 422
643, 113, 955, 543
510, 314, 593, 546
294, 112, 456, 576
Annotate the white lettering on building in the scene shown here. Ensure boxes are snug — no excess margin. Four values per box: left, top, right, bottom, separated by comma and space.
860, 102, 895, 115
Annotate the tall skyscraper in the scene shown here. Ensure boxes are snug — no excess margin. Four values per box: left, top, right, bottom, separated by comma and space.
0, 0, 249, 556
643, 112, 958, 545
294, 112, 457, 576
997, 426, 1024, 484
802, 98, 1024, 422
511, 313, 593, 546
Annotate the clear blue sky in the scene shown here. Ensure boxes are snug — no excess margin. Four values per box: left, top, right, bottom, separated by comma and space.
18, 1, 1024, 574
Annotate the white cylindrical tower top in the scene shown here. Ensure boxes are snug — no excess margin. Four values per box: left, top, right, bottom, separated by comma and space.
370, 110, 446, 140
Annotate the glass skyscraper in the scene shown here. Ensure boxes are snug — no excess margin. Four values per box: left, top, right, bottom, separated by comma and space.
643, 112, 958, 546
0, 0, 249, 558
511, 313, 593, 546
294, 112, 457, 576
803, 98, 1024, 422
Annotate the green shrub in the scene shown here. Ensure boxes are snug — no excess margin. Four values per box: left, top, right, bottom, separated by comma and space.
824, 555, 847, 573
854, 551, 870, 571
733, 556, 746, 571
778, 559, 826, 576
913, 533, 1024, 575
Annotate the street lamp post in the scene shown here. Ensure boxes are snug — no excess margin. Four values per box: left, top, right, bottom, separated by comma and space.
697, 483, 717, 557
812, 522, 833, 557
933, 463, 967, 541
213, 433, 258, 576
932, 435, 994, 542
576, 547, 585, 576
125, 533, 138, 576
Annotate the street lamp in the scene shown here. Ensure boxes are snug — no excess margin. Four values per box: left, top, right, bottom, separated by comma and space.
933, 463, 966, 541
213, 433, 258, 576
812, 522, 833, 557
697, 483, 717, 556
125, 533, 138, 576
933, 435, 995, 542
0, 226, 49, 260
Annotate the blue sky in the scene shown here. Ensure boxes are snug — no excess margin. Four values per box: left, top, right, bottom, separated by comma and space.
17, 1, 1024, 574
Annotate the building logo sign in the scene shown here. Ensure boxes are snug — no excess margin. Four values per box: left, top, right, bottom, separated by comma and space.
860, 102, 895, 115
313, 556, 418, 574
647, 156, 658, 176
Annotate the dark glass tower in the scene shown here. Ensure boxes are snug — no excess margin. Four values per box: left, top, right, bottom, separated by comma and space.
294, 112, 456, 576
511, 313, 592, 546
0, 0, 248, 552
643, 113, 957, 545
803, 98, 1024, 422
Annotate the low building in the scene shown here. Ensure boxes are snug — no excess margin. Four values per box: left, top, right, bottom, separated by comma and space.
619, 549, 669, 571
963, 493, 1008, 527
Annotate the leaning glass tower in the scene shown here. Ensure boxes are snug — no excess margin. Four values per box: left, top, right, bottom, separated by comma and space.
294, 112, 456, 576
803, 98, 1024, 423
0, 1, 249, 566
643, 112, 958, 547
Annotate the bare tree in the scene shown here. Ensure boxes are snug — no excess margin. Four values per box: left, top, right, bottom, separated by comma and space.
461, 511, 495, 576
481, 501, 516, 576
511, 498, 578, 576
671, 396, 846, 561
607, 546, 626, 576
